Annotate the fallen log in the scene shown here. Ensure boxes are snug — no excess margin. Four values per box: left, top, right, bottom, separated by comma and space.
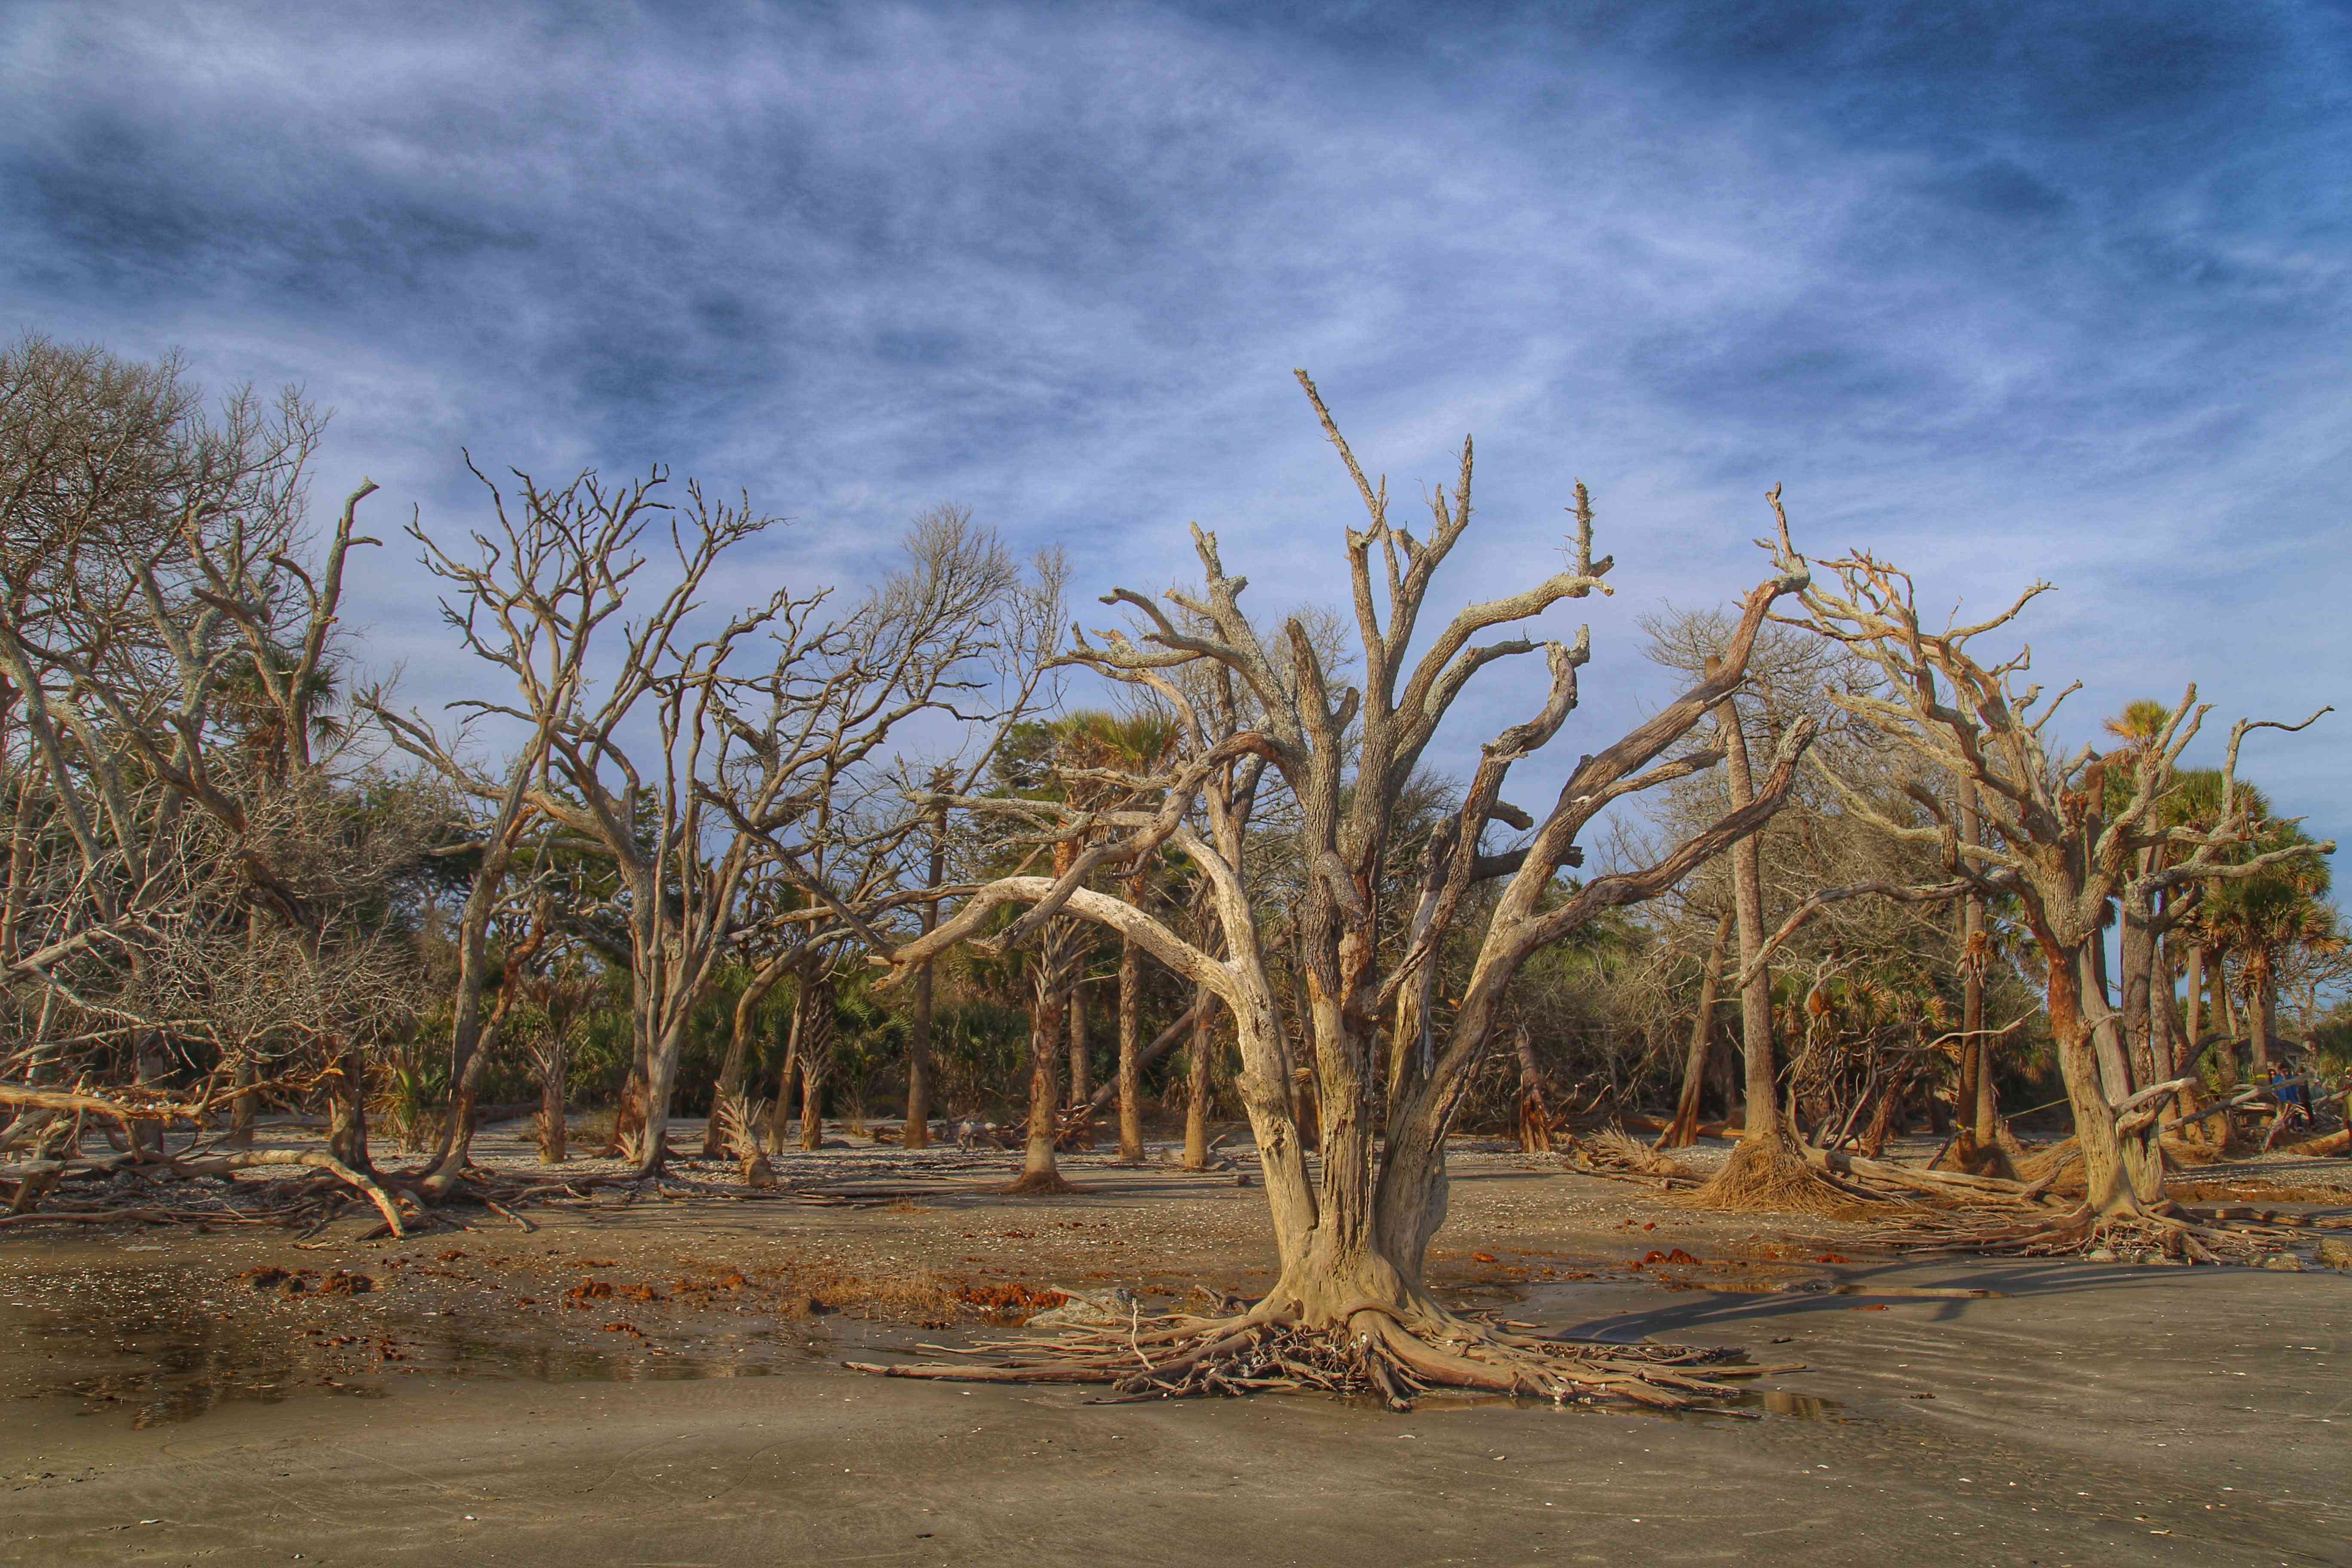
1805, 1145, 2051, 1202
1077, 1000, 1207, 1120
2113, 1078, 2200, 1139
0, 1084, 207, 1125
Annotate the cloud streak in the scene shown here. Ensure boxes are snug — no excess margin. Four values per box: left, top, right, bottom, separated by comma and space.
3, 0, 2346, 836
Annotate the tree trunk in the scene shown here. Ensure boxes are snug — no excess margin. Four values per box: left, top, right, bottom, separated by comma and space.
2214, 969, 2241, 1089
2118, 897, 2159, 1088
1658, 910, 1731, 1148
1694, 688, 1839, 1209
607, 1064, 648, 1159
2150, 933, 2203, 1139
322, 1037, 372, 1176
2147, 931, 2178, 1085
766, 1028, 799, 1155
1182, 987, 1213, 1171
1011, 968, 1069, 1192
2248, 968, 2273, 1073
1962, 787, 2000, 1151
631, 1008, 698, 1176
903, 824, 945, 1151
429, 979, 526, 1191
1292, 1067, 1322, 1155
2183, 943, 2205, 1058
226, 1052, 257, 1150
1726, 703, 1781, 1150
2043, 942, 2146, 1215
798, 1050, 824, 1152
1067, 981, 1092, 1146
537, 1032, 568, 1164
706, 961, 790, 1156
1710, 1027, 1743, 1123
424, 834, 542, 1187
1513, 1025, 1553, 1154
131, 1033, 168, 1158
1115, 887, 1145, 1163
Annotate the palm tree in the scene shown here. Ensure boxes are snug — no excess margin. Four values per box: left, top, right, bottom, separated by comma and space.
217, 640, 347, 782
2196, 808, 2333, 1079
2102, 698, 2174, 752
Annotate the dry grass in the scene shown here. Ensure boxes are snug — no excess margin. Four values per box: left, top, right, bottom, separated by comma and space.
790, 1265, 960, 1320
2159, 1135, 2226, 1167
1590, 1127, 1694, 1178
1680, 1138, 1855, 1217
2012, 1138, 2081, 1188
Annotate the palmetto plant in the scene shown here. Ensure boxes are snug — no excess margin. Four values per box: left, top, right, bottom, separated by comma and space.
2196, 814, 2335, 1073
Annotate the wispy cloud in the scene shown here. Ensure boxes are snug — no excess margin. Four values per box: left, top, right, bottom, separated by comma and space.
3, 1, 2346, 830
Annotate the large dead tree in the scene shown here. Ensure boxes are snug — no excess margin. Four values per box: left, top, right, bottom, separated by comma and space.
1791, 540, 2332, 1245
868, 375, 1813, 1406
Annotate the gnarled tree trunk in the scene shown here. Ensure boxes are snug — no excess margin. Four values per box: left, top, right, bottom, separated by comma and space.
1513, 1025, 1554, 1154
1658, 910, 1731, 1148
1010, 946, 1072, 1194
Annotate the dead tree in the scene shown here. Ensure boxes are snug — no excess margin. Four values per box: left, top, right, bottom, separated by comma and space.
871, 374, 1813, 1406
517, 955, 596, 1164
394, 471, 1056, 1177
1792, 538, 2332, 1249
698, 509, 1065, 1161
1511, 1024, 1555, 1154
0, 340, 436, 1222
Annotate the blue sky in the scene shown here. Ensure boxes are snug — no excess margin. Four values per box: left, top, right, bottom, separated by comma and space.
4, 1, 2347, 850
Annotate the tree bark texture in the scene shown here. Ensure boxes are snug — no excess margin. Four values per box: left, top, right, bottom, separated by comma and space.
1659, 910, 1732, 1148
1182, 988, 1213, 1171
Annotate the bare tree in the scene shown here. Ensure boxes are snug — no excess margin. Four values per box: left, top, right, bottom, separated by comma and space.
869, 374, 1813, 1405
389, 476, 1059, 1178
1789, 538, 2332, 1240
0, 337, 440, 1227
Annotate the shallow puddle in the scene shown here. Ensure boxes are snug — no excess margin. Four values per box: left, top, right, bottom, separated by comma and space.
0, 1265, 830, 1427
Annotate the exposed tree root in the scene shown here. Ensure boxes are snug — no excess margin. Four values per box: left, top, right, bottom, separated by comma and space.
1861, 1200, 2316, 1265
848, 1299, 1768, 1412
1681, 1138, 1857, 1216
999, 1168, 1082, 1196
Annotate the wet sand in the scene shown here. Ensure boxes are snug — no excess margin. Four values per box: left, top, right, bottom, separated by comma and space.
3, 1138, 2347, 1566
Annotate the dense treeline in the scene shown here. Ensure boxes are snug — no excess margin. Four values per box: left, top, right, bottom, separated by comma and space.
2, 340, 2342, 1318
